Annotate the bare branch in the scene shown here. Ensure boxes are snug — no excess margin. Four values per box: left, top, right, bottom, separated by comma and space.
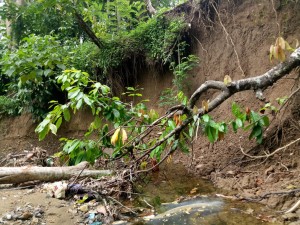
188, 47, 300, 113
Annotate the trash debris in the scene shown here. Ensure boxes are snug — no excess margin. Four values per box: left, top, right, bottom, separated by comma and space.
43, 181, 68, 199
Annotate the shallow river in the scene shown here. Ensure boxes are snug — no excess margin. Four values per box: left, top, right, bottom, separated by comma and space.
121, 163, 281, 225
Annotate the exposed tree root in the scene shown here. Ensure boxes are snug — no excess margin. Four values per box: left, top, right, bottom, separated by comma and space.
239, 137, 300, 159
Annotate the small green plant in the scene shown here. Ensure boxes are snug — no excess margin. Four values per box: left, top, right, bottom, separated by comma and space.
231, 102, 270, 144
170, 54, 199, 91
0, 96, 21, 116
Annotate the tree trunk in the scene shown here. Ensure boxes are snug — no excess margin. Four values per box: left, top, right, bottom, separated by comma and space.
0, 162, 112, 184
74, 11, 104, 49
145, 0, 156, 15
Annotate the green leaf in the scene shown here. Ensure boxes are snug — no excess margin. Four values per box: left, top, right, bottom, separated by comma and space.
232, 121, 238, 133
76, 99, 83, 109
257, 134, 263, 144
236, 118, 243, 128
55, 117, 63, 130
202, 114, 210, 123
168, 120, 176, 129
49, 123, 57, 135
232, 102, 241, 118
68, 88, 80, 99
38, 124, 49, 141
112, 109, 120, 118
250, 111, 261, 123
249, 125, 262, 140
65, 140, 80, 154
93, 116, 101, 129
63, 108, 71, 121
5, 68, 15, 76
261, 116, 270, 126
75, 151, 86, 165
83, 95, 92, 106
57, 64, 66, 70
206, 126, 215, 143
44, 69, 52, 76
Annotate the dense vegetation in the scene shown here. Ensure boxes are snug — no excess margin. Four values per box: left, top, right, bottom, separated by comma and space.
0, 0, 195, 119
0, 0, 298, 169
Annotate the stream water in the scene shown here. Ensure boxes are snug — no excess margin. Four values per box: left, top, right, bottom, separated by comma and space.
119, 163, 281, 225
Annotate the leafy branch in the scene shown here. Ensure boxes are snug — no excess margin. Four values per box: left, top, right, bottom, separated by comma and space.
35, 47, 300, 172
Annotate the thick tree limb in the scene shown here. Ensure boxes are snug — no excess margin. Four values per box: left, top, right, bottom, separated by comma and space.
74, 12, 104, 49
145, 0, 156, 15
0, 162, 112, 184
188, 47, 300, 114
135, 48, 300, 167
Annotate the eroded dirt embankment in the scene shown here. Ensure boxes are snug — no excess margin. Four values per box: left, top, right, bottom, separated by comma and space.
0, 0, 300, 223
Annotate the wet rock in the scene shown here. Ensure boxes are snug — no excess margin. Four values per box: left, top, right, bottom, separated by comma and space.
79, 204, 89, 213
18, 211, 33, 220
31, 217, 39, 225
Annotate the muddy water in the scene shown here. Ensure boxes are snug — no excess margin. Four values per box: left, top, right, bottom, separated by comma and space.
131, 163, 281, 225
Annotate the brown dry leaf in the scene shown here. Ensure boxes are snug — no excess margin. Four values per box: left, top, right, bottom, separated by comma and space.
218, 132, 224, 141
223, 75, 232, 85
174, 114, 182, 126
111, 128, 120, 145
202, 100, 209, 112
167, 155, 172, 164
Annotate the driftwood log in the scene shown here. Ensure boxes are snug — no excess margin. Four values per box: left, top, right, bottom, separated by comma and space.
0, 161, 112, 184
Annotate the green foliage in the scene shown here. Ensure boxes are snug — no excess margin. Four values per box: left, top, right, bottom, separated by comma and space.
170, 54, 199, 90
0, 0, 82, 44
1, 35, 69, 119
159, 88, 187, 107
0, 95, 21, 116
231, 102, 270, 144
201, 114, 228, 143
35, 69, 159, 164
60, 138, 103, 165
68, 41, 101, 78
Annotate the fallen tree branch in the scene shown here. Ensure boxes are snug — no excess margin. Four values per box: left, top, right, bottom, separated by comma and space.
188, 47, 300, 110
134, 47, 300, 168
0, 162, 112, 184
